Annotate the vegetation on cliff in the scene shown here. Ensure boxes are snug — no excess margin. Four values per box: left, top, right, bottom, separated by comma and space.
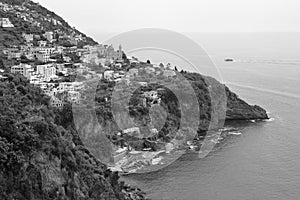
79, 69, 268, 155
0, 0, 269, 198
0, 73, 146, 199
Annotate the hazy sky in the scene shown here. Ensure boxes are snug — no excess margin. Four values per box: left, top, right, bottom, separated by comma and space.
34, 0, 300, 35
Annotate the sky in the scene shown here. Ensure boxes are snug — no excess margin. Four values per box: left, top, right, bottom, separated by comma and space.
33, 0, 300, 36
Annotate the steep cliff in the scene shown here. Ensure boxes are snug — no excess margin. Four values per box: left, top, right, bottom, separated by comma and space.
225, 86, 268, 120
0, 0, 269, 199
0, 73, 146, 200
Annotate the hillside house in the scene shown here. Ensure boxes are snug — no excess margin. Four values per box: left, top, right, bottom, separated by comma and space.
11, 64, 34, 79
128, 68, 139, 77
36, 64, 56, 81
36, 51, 50, 63
163, 69, 176, 77
22, 33, 34, 43
104, 70, 114, 80
7, 48, 21, 59
67, 91, 80, 104
0, 18, 14, 28
43, 31, 54, 42
38, 41, 47, 47
50, 97, 64, 108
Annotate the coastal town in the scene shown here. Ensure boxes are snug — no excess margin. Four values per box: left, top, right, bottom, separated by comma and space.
0, 25, 178, 108
0, 1, 275, 200
0, 1, 187, 173
0, 0, 268, 175
0, 1, 180, 109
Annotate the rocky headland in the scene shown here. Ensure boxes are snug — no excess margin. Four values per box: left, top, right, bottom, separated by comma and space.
0, 0, 268, 199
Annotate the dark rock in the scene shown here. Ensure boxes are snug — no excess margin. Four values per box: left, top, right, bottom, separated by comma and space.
225, 86, 269, 120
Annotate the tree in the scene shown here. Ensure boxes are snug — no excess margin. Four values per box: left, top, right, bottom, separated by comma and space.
146, 59, 151, 64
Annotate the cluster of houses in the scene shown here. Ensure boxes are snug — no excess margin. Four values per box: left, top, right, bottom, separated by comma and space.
3, 23, 124, 107
9, 62, 82, 106
0, 1, 179, 112
0, 1, 62, 30
3, 31, 84, 62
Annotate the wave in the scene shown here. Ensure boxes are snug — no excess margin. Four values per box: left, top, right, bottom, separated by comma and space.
264, 117, 275, 122
228, 131, 242, 136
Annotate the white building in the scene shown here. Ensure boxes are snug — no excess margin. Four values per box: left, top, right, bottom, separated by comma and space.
143, 91, 158, 99
63, 56, 72, 62
128, 68, 139, 77
36, 51, 50, 63
11, 63, 34, 79
7, 48, 21, 59
43, 31, 54, 42
0, 18, 14, 28
57, 82, 75, 92
68, 91, 80, 104
50, 97, 64, 108
163, 69, 176, 77
97, 44, 107, 57
37, 64, 56, 81
104, 70, 115, 80
55, 46, 65, 54
24, 51, 34, 60
22, 33, 34, 43
123, 127, 141, 137
115, 63, 122, 68
38, 40, 47, 47
145, 66, 156, 74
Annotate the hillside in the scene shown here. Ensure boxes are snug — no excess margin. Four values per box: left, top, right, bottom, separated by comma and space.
0, 0, 269, 198
0, 0, 97, 49
0, 73, 146, 199
0, 0, 146, 199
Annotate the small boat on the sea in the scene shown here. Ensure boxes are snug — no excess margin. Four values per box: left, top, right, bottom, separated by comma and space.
224, 58, 234, 62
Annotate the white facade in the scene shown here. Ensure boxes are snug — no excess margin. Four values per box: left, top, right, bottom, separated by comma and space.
0, 18, 14, 28
163, 69, 176, 77
57, 82, 75, 92
145, 66, 156, 74
50, 97, 64, 108
36, 64, 56, 81
104, 70, 115, 80
36, 51, 50, 63
143, 91, 158, 99
128, 68, 139, 77
22, 33, 34, 43
38, 41, 47, 47
7, 48, 21, 59
68, 91, 80, 104
43, 31, 54, 42
11, 64, 34, 79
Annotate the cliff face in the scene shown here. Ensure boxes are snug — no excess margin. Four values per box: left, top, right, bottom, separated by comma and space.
91, 72, 268, 148
225, 86, 268, 120
0, 73, 146, 200
0, 1, 269, 199
184, 73, 268, 130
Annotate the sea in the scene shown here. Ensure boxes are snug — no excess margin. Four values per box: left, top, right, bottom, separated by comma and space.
95, 32, 300, 200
